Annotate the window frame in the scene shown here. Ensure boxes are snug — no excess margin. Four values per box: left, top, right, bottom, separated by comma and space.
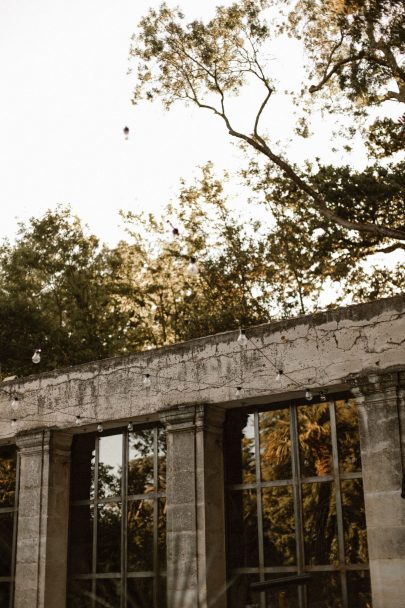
0, 444, 19, 608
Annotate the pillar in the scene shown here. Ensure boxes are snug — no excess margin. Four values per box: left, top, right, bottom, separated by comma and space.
352, 371, 405, 608
14, 430, 72, 608
160, 404, 227, 608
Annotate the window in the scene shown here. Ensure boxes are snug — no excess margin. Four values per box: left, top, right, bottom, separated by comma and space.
225, 398, 372, 608
0, 445, 18, 608
67, 425, 167, 608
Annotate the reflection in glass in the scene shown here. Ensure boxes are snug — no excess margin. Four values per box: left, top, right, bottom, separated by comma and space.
228, 574, 261, 608
96, 579, 121, 606
127, 577, 154, 608
303, 483, 338, 566
298, 403, 332, 477
228, 490, 258, 568
264, 577, 299, 608
341, 479, 368, 564
97, 503, 121, 573
335, 400, 361, 472
98, 435, 123, 498
128, 499, 154, 572
70, 434, 95, 501
67, 580, 92, 608
128, 430, 154, 496
307, 573, 342, 608
347, 571, 372, 608
69, 506, 93, 575
158, 498, 167, 567
259, 409, 292, 481
242, 414, 256, 484
262, 486, 296, 567
0, 584, 10, 608
0, 446, 16, 508
0, 513, 13, 576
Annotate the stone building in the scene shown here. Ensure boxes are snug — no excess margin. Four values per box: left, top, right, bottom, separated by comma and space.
0, 294, 404, 608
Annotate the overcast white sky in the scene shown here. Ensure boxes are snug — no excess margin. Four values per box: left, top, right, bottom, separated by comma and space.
0, 0, 401, 257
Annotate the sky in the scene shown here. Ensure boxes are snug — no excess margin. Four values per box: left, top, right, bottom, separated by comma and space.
0, 0, 353, 247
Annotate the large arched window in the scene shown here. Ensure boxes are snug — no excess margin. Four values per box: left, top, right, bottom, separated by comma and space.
67, 425, 166, 608
0, 445, 18, 608
225, 398, 371, 608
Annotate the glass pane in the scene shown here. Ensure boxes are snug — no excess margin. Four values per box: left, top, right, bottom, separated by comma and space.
0, 583, 10, 608
69, 505, 93, 575
341, 479, 368, 564
298, 403, 332, 477
70, 434, 95, 501
67, 580, 93, 608
97, 502, 121, 573
0, 512, 14, 576
98, 434, 122, 499
242, 414, 256, 484
307, 573, 342, 608
128, 429, 155, 496
335, 400, 362, 472
95, 579, 121, 607
0, 446, 16, 508
264, 576, 300, 608
158, 427, 166, 492
262, 486, 296, 567
127, 577, 154, 608
158, 498, 167, 568
128, 499, 154, 572
347, 571, 372, 608
227, 574, 261, 608
227, 490, 258, 568
259, 408, 292, 481
158, 575, 167, 608
302, 482, 338, 566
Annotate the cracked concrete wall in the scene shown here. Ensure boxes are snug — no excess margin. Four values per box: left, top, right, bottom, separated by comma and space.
0, 295, 404, 438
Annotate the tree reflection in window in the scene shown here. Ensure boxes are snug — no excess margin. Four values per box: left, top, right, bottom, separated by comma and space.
68, 425, 166, 608
225, 398, 372, 608
0, 445, 18, 608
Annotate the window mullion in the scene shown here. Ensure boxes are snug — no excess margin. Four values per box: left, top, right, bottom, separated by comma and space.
92, 436, 99, 608
122, 431, 128, 608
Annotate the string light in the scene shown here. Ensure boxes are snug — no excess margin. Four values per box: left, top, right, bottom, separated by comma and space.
235, 386, 243, 397
97, 423, 103, 433
187, 257, 198, 276
11, 419, 16, 428
11, 395, 19, 408
127, 422, 133, 432
75, 415, 81, 426
237, 329, 248, 346
123, 126, 129, 140
320, 391, 327, 402
305, 388, 313, 402
276, 370, 284, 385
143, 373, 151, 388
32, 349, 41, 364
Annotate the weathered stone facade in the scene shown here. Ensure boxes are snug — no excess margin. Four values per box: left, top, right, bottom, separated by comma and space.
0, 295, 404, 608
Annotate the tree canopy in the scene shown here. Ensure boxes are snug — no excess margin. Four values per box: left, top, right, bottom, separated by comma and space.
130, 0, 404, 244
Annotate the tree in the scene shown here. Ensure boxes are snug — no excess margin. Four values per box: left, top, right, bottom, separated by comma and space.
130, 0, 405, 245
0, 207, 139, 377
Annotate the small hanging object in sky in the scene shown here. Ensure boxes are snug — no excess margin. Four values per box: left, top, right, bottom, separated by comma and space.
167, 219, 179, 236
123, 126, 130, 140
187, 257, 199, 276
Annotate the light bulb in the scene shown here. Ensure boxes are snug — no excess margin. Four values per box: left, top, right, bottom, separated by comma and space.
305, 388, 313, 402
11, 395, 19, 408
127, 422, 133, 432
235, 386, 243, 398
11, 418, 16, 428
276, 370, 284, 385
187, 258, 198, 276
32, 349, 41, 364
97, 423, 103, 433
237, 329, 248, 346
143, 373, 151, 388
320, 391, 327, 402
75, 415, 81, 426
123, 126, 129, 140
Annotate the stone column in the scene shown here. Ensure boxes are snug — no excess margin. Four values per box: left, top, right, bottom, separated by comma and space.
14, 429, 72, 608
352, 371, 405, 608
160, 404, 227, 608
